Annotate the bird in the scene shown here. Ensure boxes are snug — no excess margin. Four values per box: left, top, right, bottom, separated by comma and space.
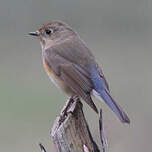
29, 21, 130, 123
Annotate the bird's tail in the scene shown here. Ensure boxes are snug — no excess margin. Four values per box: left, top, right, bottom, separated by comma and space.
93, 89, 130, 123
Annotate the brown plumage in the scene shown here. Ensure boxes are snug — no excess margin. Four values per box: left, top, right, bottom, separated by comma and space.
29, 21, 130, 123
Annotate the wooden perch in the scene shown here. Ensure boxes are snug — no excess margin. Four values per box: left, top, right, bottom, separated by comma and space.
38, 99, 108, 152
39, 143, 47, 152
51, 99, 100, 152
99, 110, 107, 152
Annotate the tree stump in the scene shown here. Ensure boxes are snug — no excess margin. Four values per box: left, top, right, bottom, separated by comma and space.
51, 99, 100, 152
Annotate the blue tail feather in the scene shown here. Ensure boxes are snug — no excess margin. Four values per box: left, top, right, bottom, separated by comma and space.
89, 66, 130, 123
97, 89, 130, 123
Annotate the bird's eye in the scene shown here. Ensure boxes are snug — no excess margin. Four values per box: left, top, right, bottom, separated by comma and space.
45, 29, 52, 35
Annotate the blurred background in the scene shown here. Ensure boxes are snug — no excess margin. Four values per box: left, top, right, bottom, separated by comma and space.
0, 0, 152, 151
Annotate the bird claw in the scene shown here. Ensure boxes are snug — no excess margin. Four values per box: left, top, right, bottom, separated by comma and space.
59, 97, 75, 125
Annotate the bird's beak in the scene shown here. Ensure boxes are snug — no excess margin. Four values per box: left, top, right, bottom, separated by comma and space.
28, 31, 39, 36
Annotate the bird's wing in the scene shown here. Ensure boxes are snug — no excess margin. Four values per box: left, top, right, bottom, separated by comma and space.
51, 38, 110, 91
50, 37, 96, 73
43, 48, 98, 113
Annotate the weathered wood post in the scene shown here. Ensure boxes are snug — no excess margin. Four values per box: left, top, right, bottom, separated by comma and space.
39, 99, 107, 152
51, 99, 100, 152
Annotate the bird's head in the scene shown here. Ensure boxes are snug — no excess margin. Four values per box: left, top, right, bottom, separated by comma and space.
29, 21, 75, 49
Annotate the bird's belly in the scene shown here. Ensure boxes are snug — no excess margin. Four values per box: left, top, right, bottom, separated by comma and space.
43, 59, 75, 95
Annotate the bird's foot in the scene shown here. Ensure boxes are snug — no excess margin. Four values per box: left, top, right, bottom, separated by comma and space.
59, 97, 75, 125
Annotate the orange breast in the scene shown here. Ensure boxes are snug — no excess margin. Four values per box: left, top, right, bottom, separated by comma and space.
43, 59, 54, 73
43, 59, 74, 95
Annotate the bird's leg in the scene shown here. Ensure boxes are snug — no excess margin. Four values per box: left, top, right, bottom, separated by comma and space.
62, 96, 75, 116
59, 96, 75, 124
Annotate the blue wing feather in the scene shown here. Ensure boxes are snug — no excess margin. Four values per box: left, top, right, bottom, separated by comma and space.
89, 66, 130, 123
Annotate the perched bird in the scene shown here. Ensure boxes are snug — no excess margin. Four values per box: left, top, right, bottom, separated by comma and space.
29, 21, 130, 123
